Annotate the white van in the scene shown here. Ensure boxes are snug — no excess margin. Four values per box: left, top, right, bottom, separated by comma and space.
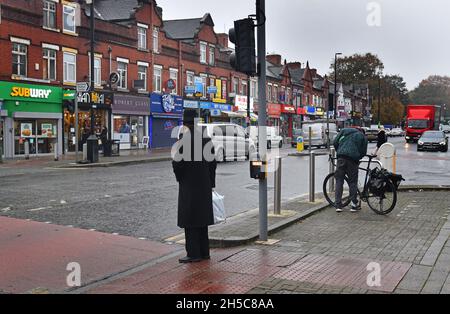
301, 123, 338, 148
200, 123, 257, 162
248, 126, 283, 150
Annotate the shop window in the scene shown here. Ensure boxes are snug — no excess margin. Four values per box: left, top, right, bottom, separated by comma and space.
43, 0, 57, 30
43, 48, 57, 81
14, 119, 57, 155
13, 43, 27, 77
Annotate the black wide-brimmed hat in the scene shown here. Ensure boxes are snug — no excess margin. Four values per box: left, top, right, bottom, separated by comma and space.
183, 109, 198, 125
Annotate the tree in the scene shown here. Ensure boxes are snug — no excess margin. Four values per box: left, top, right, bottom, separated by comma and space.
329, 53, 384, 86
410, 75, 450, 120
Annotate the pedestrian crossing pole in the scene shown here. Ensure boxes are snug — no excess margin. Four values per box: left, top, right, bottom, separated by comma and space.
257, 0, 268, 242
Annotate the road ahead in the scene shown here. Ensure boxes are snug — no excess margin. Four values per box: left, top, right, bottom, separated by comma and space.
1, 137, 449, 241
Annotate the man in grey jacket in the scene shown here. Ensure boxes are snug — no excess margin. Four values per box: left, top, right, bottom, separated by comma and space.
333, 128, 368, 213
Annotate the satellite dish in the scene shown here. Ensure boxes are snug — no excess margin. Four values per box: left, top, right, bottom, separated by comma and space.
378, 143, 396, 158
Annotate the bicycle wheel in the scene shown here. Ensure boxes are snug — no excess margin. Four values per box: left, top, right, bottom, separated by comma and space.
367, 179, 398, 215
323, 173, 352, 208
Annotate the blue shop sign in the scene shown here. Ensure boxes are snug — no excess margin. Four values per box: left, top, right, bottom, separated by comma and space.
306, 106, 316, 115
183, 100, 199, 109
150, 93, 183, 114
199, 102, 232, 111
184, 86, 195, 95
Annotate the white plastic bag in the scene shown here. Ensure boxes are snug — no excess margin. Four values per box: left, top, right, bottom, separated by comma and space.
212, 190, 226, 225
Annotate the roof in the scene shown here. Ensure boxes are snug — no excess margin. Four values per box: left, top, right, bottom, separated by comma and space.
288, 68, 304, 84
266, 61, 283, 80
86, 0, 143, 21
163, 14, 214, 40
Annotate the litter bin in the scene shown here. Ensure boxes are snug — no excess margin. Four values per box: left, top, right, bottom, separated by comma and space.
103, 140, 112, 157
297, 136, 304, 153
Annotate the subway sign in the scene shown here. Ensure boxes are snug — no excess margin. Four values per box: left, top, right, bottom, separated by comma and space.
10, 87, 53, 99
0, 82, 62, 103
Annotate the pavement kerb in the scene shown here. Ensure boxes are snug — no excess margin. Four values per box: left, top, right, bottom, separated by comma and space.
209, 185, 450, 248
51, 157, 173, 169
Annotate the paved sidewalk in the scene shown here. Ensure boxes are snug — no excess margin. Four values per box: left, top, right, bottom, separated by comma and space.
1, 189, 449, 294
83, 189, 449, 294
0, 148, 172, 172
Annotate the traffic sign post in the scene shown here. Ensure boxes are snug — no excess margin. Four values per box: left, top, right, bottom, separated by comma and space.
76, 82, 90, 93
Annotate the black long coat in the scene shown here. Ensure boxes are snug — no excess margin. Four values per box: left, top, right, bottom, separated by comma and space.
377, 131, 388, 149
172, 127, 217, 228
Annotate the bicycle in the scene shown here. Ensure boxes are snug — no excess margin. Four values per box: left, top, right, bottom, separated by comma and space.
323, 155, 398, 215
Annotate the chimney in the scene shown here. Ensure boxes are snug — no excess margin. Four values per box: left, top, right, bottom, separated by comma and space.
217, 33, 229, 48
266, 54, 282, 66
287, 62, 302, 69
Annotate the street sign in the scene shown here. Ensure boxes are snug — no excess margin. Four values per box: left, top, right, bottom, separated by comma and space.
76, 82, 90, 93
109, 72, 120, 85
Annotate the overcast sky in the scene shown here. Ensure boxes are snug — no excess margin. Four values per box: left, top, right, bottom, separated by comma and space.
157, 0, 450, 91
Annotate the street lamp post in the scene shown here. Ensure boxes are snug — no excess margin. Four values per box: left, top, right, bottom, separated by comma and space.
334, 53, 342, 121
86, 0, 98, 163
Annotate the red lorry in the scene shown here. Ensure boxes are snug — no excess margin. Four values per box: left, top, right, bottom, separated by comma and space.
405, 105, 442, 143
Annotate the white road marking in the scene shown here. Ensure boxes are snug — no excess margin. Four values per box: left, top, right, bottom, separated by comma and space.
1, 207, 11, 213
27, 207, 52, 212
60, 200, 67, 204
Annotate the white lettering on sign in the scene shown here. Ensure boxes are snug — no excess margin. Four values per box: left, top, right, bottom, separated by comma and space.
10, 87, 52, 99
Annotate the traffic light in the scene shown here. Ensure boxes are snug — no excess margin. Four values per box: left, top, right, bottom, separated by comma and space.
229, 18, 256, 76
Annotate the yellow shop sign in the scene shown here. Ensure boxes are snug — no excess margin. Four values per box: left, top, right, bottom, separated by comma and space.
10, 87, 52, 99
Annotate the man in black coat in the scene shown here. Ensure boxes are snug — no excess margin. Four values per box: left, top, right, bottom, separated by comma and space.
376, 129, 388, 154
172, 109, 217, 264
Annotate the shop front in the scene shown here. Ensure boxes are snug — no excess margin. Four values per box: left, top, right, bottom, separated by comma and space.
280, 104, 296, 139
150, 93, 183, 149
0, 81, 63, 159
254, 103, 281, 128
200, 101, 234, 124
112, 94, 150, 150
63, 90, 113, 152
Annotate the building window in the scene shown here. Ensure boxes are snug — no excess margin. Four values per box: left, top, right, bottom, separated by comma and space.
273, 86, 278, 102
88, 56, 102, 86
138, 65, 148, 92
233, 78, 239, 94
12, 43, 27, 77
63, 4, 76, 34
251, 80, 258, 99
209, 45, 215, 66
153, 65, 162, 93
43, 0, 57, 29
242, 80, 247, 96
287, 88, 291, 104
138, 26, 147, 50
152, 27, 159, 53
169, 69, 178, 94
43, 48, 56, 81
267, 84, 272, 101
186, 71, 194, 87
117, 62, 128, 89
200, 42, 207, 64
63, 52, 76, 83
200, 74, 207, 97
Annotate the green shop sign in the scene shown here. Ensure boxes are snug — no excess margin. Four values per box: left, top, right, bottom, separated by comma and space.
0, 81, 62, 103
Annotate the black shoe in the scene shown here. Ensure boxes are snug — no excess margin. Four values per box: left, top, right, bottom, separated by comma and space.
351, 203, 362, 213
179, 256, 203, 264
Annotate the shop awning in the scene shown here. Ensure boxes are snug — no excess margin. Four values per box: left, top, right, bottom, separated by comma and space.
223, 111, 247, 118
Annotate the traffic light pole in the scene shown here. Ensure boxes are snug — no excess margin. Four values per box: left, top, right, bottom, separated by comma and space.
257, 0, 268, 242
247, 76, 251, 127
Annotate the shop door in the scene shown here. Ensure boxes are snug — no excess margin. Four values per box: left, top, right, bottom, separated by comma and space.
152, 118, 178, 148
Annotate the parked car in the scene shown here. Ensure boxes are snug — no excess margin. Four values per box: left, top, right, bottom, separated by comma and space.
439, 124, 450, 134
363, 128, 379, 143
200, 123, 257, 162
384, 128, 392, 137
418, 131, 448, 152
390, 128, 405, 137
301, 123, 338, 149
249, 126, 283, 150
